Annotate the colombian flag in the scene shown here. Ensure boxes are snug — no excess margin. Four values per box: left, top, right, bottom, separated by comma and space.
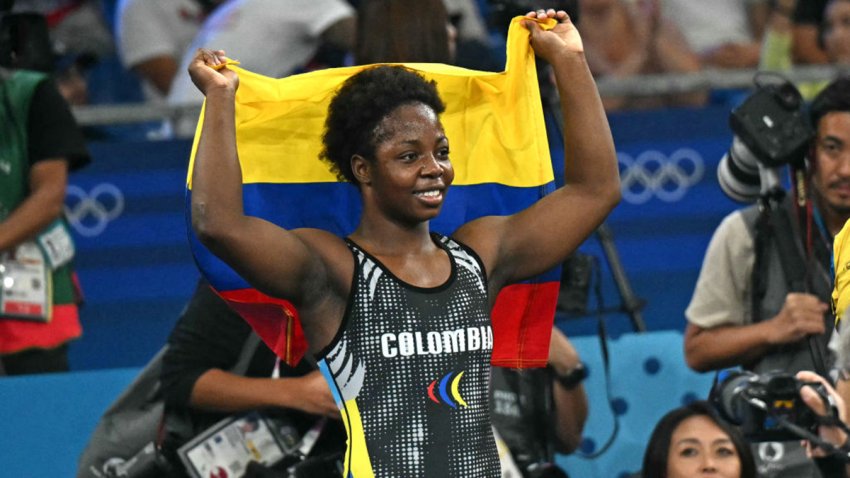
186, 17, 560, 368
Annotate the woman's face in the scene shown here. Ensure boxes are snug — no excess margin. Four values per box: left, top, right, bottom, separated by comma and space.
666, 415, 741, 478
363, 102, 454, 225
824, 0, 850, 65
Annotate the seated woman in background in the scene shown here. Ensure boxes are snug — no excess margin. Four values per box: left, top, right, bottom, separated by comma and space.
641, 400, 756, 478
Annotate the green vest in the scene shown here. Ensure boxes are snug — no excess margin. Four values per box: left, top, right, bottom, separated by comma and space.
0, 69, 77, 308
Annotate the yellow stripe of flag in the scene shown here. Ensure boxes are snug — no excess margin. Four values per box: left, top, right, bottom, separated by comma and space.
187, 16, 555, 188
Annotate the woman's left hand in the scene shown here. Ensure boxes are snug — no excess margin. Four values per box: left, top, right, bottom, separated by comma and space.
524, 9, 583, 63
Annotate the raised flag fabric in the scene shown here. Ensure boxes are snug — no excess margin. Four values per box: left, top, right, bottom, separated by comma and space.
186, 16, 560, 368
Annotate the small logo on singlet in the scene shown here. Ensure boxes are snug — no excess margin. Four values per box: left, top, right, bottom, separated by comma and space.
427, 371, 468, 409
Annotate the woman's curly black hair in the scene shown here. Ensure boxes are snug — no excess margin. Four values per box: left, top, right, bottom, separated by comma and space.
320, 65, 446, 183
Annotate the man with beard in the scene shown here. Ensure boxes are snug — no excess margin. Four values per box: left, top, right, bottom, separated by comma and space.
683, 77, 850, 477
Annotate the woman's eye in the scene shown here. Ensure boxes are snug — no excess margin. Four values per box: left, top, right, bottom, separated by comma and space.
438, 148, 450, 159
679, 447, 698, 457
716, 447, 736, 457
401, 152, 418, 161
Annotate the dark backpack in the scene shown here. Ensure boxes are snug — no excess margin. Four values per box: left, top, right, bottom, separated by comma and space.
76, 335, 260, 478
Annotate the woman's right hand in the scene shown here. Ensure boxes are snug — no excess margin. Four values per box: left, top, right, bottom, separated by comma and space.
188, 48, 239, 96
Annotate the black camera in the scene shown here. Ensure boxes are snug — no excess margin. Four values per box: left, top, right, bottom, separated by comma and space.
717, 73, 814, 203
710, 370, 824, 442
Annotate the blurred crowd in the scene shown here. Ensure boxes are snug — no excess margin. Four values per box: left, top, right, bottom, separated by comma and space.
4, 0, 850, 121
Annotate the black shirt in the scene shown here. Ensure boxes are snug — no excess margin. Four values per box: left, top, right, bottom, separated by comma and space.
160, 279, 345, 455
27, 78, 89, 170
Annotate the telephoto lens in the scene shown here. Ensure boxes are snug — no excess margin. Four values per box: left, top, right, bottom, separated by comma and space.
718, 137, 762, 203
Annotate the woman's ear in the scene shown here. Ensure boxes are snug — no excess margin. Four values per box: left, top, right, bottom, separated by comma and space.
351, 154, 371, 185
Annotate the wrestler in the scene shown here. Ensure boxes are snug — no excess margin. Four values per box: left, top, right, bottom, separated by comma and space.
188, 8, 619, 477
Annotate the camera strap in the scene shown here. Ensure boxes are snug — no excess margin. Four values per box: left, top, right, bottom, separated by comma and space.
752, 196, 831, 377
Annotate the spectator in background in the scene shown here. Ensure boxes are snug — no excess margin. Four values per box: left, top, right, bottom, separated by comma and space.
759, 0, 800, 72
759, 0, 832, 100
577, 0, 705, 110
490, 328, 589, 477
443, 0, 502, 71
164, 0, 354, 138
12, 0, 113, 61
52, 53, 94, 106
767, 0, 850, 99
166, 0, 354, 108
792, 0, 829, 64
662, 0, 768, 70
115, 0, 223, 102
444, 0, 491, 46
352, 0, 498, 70
640, 401, 757, 478
158, 279, 345, 476
0, 12, 90, 374
822, 0, 850, 65
354, 0, 456, 65
11, 1, 113, 106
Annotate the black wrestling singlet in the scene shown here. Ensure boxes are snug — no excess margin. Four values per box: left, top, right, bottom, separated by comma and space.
316, 233, 500, 477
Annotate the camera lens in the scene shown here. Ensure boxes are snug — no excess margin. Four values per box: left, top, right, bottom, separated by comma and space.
711, 371, 757, 425
717, 137, 761, 203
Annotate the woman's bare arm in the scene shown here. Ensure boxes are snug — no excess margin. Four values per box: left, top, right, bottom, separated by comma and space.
188, 49, 336, 305
457, 10, 620, 290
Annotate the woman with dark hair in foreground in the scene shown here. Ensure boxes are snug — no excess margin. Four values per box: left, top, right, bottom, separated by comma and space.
642, 400, 756, 478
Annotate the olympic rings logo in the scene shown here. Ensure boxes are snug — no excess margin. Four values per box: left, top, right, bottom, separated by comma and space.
64, 183, 125, 238
618, 148, 705, 205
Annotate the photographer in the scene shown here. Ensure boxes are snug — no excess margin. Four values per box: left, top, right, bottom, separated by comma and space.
157, 279, 346, 477
684, 76, 850, 476
490, 327, 589, 478
0, 7, 89, 375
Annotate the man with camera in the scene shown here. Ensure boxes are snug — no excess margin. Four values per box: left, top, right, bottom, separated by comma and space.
685, 76, 850, 476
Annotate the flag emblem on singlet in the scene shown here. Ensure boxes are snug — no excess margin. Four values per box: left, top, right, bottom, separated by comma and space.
427, 371, 468, 408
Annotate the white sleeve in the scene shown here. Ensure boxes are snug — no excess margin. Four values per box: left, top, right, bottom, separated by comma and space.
302, 0, 355, 38
165, 37, 205, 107
685, 211, 755, 329
116, 0, 178, 68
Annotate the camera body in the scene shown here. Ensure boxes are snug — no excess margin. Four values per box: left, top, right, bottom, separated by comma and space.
717, 75, 814, 203
710, 370, 822, 442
